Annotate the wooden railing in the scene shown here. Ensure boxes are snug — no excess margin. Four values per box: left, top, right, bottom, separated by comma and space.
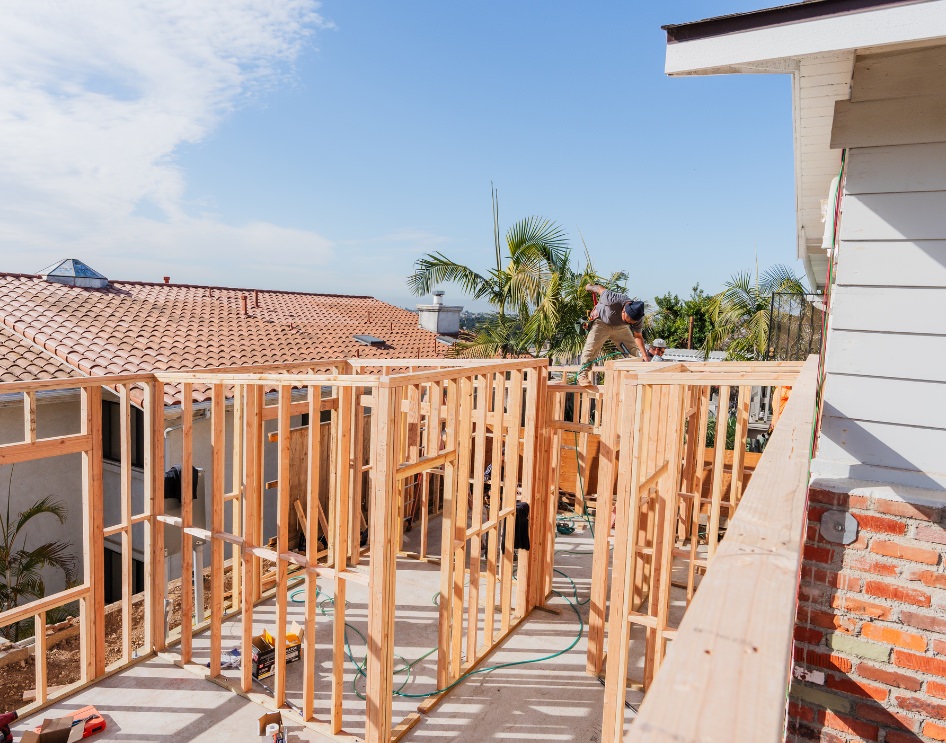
0, 358, 559, 743
596, 356, 819, 742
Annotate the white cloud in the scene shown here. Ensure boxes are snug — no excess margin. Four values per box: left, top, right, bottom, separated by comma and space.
0, 0, 333, 278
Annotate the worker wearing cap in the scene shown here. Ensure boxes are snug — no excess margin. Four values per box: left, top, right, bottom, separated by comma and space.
649, 338, 667, 361
577, 284, 649, 384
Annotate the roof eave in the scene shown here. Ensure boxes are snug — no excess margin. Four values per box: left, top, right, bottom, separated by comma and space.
665, 0, 946, 76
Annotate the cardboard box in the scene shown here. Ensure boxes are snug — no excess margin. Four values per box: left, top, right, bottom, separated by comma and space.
20, 715, 83, 743
251, 622, 304, 679
258, 711, 284, 740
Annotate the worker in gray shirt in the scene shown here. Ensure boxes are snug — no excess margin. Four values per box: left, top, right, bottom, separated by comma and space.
576, 284, 649, 384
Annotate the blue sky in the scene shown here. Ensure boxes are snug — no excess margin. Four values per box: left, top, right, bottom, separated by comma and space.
0, 1, 798, 310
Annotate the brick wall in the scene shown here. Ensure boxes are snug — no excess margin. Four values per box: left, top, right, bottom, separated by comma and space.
789, 482, 946, 743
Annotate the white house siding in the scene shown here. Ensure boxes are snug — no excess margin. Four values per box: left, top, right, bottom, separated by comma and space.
814, 45, 946, 491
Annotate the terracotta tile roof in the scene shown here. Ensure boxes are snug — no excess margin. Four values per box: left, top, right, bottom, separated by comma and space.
0, 273, 447, 404
0, 322, 79, 383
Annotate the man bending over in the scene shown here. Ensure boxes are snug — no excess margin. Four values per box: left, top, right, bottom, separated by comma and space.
577, 284, 648, 384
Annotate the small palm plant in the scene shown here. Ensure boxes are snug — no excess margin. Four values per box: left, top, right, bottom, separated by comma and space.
0, 466, 77, 641
703, 264, 808, 360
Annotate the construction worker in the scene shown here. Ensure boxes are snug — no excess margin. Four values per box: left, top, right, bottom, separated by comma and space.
649, 338, 668, 361
576, 284, 648, 384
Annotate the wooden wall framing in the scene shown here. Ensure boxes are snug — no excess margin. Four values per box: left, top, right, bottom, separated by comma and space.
589, 359, 815, 743
0, 357, 562, 743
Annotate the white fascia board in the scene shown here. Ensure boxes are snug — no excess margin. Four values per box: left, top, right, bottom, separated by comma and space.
666, 1, 946, 76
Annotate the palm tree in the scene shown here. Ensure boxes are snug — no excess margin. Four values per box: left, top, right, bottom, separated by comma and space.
0, 466, 77, 640
703, 264, 808, 360
408, 187, 624, 360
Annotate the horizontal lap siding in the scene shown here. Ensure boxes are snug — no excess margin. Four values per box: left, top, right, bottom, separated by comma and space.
827, 331, 946, 383
816, 416, 946, 490
836, 242, 946, 287
817, 138, 946, 490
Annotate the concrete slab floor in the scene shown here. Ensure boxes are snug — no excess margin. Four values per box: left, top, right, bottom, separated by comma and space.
12, 519, 698, 742
10, 657, 338, 743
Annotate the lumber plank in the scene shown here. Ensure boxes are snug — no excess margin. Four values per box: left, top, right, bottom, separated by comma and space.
209, 385, 226, 679
24, 390, 36, 443
119, 385, 134, 665
364, 385, 398, 743
0, 432, 92, 466
274, 386, 291, 706
587, 360, 620, 674
627, 356, 818, 743
181, 383, 194, 664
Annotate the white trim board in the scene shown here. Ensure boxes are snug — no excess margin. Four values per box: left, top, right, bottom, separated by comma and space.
666, 2, 946, 76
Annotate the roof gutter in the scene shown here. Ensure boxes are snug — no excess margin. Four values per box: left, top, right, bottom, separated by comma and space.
663, 0, 924, 44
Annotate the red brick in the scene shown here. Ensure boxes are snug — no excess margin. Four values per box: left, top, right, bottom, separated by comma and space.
799, 583, 827, 604
870, 540, 940, 565
901, 610, 946, 634
806, 649, 854, 674
916, 526, 946, 546
897, 694, 946, 719
810, 487, 847, 506
850, 494, 870, 509
808, 504, 830, 522
935, 639, 946, 656
861, 623, 927, 651
930, 681, 946, 700
913, 570, 946, 589
788, 700, 816, 724
794, 625, 825, 644
865, 580, 931, 607
855, 661, 922, 691
809, 567, 862, 592
926, 720, 946, 741
805, 543, 837, 565
876, 499, 941, 521
808, 608, 855, 632
855, 701, 918, 731
886, 730, 923, 743
893, 650, 946, 678
848, 556, 899, 578
823, 709, 879, 740
825, 672, 889, 702
850, 530, 870, 550
857, 514, 908, 536
841, 597, 893, 620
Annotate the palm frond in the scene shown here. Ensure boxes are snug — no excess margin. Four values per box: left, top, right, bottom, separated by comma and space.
505, 217, 569, 271
407, 254, 495, 300
12, 496, 68, 541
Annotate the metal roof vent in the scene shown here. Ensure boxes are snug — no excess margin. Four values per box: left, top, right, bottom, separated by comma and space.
38, 259, 109, 289
353, 334, 386, 347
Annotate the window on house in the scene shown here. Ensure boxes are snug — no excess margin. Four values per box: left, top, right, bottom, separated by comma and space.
103, 547, 145, 605
300, 410, 331, 427
102, 400, 145, 467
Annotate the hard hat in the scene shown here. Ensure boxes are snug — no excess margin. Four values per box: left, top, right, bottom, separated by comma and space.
651, 339, 667, 349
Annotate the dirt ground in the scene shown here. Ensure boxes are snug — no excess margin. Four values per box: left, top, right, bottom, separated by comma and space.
0, 567, 234, 712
